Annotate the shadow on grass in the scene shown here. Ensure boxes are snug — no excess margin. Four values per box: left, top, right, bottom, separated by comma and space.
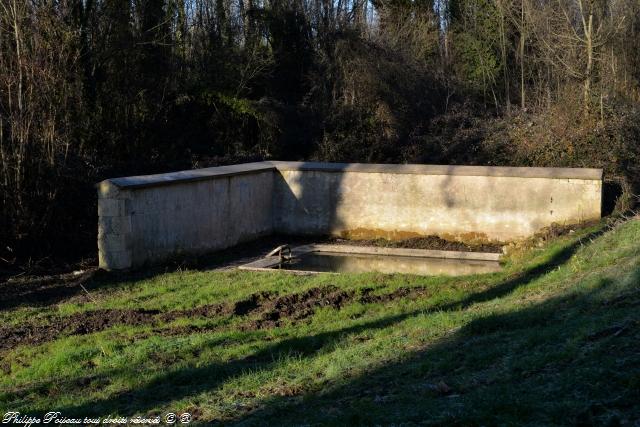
57, 310, 424, 417
0, 234, 318, 311
0, 217, 601, 314
0, 269, 107, 311
46, 228, 611, 420
433, 227, 608, 313
229, 271, 640, 426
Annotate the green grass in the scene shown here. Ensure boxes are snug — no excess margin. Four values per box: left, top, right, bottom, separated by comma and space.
1, 219, 639, 426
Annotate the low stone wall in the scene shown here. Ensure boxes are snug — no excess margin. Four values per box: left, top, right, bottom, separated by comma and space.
97, 163, 274, 270
97, 161, 602, 270
273, 162, 603, 241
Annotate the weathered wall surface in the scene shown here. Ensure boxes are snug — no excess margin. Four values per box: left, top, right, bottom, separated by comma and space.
273, 164, 602, 242
98, 166, 274, 269
98, 161, 602, 270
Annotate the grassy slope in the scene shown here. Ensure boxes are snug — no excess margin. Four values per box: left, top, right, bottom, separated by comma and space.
0, 219, 639, 426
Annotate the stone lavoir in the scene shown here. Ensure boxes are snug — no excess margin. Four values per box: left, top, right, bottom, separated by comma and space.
97, 161, 603, 270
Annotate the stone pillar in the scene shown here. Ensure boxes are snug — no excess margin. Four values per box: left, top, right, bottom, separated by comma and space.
97, 181, 133, 270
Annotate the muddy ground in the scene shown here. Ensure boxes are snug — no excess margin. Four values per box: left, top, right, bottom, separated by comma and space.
0, 221, 597, 357
0, 285, 431, 354
0, 231, 475, 314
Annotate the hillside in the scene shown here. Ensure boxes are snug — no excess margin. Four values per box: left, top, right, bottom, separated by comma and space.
0, 217, 639, 425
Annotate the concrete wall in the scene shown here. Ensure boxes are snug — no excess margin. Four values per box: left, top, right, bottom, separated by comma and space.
97, 161, 602, 270
273, 163, 602, 242
98, 164, 274, 269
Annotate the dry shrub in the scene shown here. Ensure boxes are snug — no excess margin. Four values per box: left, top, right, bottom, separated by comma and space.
311, 12, 445, 163
480, 96, 640, 211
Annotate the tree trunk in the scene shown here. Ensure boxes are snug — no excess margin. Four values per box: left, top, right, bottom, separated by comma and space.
497, 0, 511, 114
519, 0, 525, 109
577, 0, 593, 114
583, 12, 593, 113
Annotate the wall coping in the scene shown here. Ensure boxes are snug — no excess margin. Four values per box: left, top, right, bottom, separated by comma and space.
102, 162, 273, 190
97, 161, 603, 190
271, 161, 603, 179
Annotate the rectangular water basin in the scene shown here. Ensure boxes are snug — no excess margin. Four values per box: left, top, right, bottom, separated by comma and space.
239, 244, 502, 276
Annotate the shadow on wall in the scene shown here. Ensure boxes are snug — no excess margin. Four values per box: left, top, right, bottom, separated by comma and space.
272, 163, 596, 243
273, 163, 348, 236
40, 227, 634, 425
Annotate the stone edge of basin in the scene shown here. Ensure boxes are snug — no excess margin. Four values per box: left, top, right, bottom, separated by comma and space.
294, 244, 503, 261
238, 244, 502, 273
96, 161, 604, 191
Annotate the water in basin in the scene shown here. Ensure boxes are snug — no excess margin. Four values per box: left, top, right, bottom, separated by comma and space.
274, 251, 501, 276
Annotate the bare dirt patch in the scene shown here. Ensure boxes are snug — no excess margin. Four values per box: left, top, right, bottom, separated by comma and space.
0, 268, 101, 310
0, 308, 159, 351
0, 286, 433, 351
0, 292, 275, 351
241, 285, 431, 330
160, 291, 275, 322
244, 286, 355, 330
